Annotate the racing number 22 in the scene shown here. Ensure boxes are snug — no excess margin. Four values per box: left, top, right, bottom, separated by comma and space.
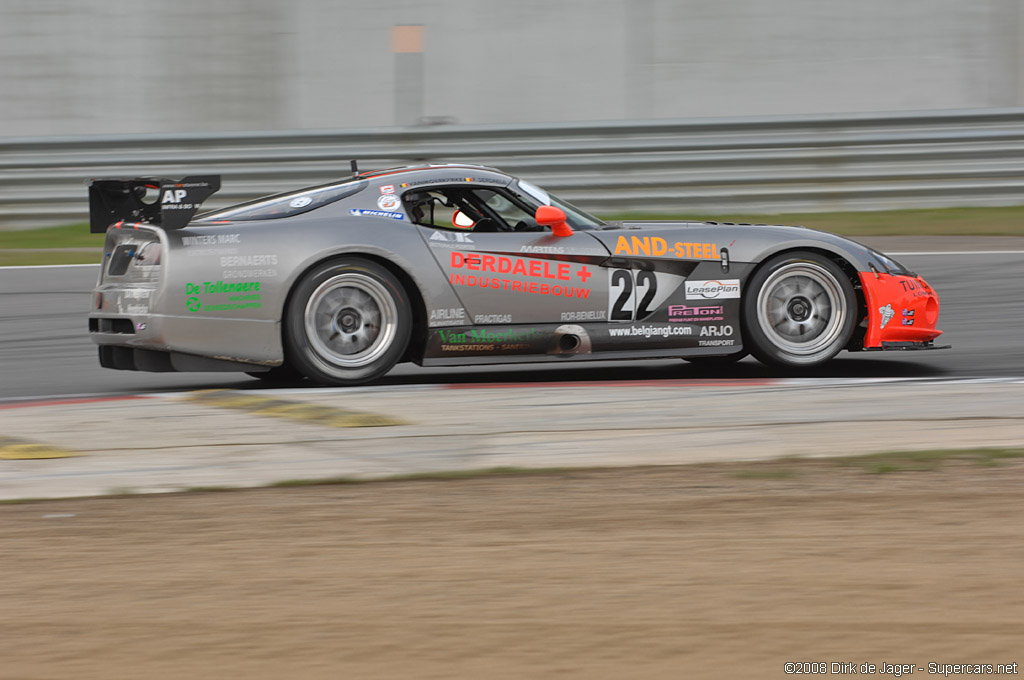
609, 269, 657, 321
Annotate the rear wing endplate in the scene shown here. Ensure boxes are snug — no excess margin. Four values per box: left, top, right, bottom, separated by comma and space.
88, 175, 221, 233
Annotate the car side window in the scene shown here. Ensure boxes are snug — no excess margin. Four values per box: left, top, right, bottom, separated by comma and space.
470, 189, 541, 232
405, 190, 472, 230
404, 187, 543, 233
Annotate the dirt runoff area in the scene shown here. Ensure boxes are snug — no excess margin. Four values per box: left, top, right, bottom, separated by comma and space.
3, 459, 1023, 680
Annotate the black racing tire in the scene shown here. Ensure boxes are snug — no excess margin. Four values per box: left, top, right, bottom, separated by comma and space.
683, 351, 749, 365
283, 258, 412, 386
742, 250, 857, 368
245, 364, 305, 384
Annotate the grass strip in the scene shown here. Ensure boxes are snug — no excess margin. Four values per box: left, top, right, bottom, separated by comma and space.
269, 466, 587, 489
733, 468, 800, 480
833, 447, 1024, 474
599, 205, 1024, 236
0, 224, 101, 249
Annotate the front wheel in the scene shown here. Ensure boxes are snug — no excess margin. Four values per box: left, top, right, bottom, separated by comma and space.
742, 251, 857, 368
284, 258, 412, 386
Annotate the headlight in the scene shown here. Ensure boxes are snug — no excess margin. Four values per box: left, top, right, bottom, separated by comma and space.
870, 249, 913, 276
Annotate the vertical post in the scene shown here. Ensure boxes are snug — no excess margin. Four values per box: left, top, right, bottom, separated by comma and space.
624, 0, 654, 119
1015, 0, 1023, 106
392, 24, 425, 126
990, 0, 1022, 107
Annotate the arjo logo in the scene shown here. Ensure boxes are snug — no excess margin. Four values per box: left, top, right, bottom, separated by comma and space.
685, 279, 741, 300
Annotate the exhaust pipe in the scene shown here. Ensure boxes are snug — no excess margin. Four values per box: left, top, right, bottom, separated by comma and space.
549, 325, 592, 355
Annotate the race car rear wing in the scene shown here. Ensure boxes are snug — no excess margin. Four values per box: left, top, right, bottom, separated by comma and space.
88, 175, 221, 233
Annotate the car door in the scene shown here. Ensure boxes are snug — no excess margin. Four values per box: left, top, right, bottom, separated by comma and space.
406, 184, 612, 325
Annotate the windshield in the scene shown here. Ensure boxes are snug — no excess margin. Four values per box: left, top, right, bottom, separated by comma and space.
515, 180, 605, 230
195, 179, 368, 222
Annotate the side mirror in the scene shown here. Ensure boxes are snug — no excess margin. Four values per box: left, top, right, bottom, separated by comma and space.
535, 205, 573, 237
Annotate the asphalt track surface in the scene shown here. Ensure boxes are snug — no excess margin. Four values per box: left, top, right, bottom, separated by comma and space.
1, 247, 1022, 402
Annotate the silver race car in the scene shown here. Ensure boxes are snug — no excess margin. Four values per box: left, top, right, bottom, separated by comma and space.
87, 164, 944, 385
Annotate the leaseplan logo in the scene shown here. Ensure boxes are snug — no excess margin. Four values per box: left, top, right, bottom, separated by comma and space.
685, 279, 740, 300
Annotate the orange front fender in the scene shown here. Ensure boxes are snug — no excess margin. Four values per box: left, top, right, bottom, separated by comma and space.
858, 272, 942, 348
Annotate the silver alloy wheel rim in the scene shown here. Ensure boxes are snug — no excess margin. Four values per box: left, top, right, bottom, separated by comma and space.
304, 273, 397, 370
756, 262, 846, 358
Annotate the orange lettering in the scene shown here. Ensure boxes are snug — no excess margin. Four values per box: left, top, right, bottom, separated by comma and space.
632, 236, 650, 256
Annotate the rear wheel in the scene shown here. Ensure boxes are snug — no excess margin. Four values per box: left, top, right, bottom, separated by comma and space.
742, 251, 856, 368
284, 258, 412, 386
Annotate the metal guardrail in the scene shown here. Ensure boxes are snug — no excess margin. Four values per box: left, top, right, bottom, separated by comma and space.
2, 108, 1024, 228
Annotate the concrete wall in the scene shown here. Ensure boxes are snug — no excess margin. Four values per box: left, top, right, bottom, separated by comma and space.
1, 0, 1021, 137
